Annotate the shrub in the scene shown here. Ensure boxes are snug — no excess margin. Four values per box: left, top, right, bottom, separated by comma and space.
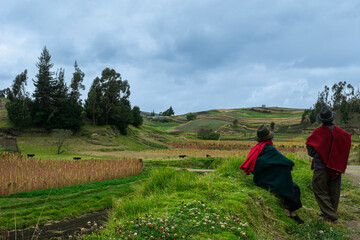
197, 128, 220, 140
186, 112, 198, 121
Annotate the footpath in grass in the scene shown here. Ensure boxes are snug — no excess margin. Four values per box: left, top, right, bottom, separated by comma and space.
0, 173, 148, 232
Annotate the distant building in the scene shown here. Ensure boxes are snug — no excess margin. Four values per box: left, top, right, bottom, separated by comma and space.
140, 111, 152, 117
262, 104, 266, 108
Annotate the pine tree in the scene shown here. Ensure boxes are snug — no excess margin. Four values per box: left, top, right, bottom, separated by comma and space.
32, 46, 55, 129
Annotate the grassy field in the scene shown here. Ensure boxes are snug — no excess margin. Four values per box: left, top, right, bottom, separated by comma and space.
1, 106, 359, 238
81, 155, 359, 239
0, 173, 148, 231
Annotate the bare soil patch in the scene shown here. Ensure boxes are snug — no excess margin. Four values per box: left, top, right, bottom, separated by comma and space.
4, 209, 109, 240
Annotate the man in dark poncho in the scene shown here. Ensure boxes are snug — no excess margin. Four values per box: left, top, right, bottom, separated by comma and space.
240, 125, 304, 224
306, 105, 351, 222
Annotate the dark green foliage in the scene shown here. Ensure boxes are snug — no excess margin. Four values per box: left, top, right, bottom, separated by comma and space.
6, 100, 32, 127
6, 70, 32, 127
132, 106, 143, 127
303, 81, 360, 125
29, 47, 85, 131
270, 122, 275, 130
69, 60, 85, 105
7, 69, 28, 102
232, 118, 239, 126
84, 78, 102, 125
32, 46, 56, 129
186, 112, 198, 121
197, 128, 220, 140
0, 88, 9, 98
84, 68, 132, 134
161, 106, 175, 116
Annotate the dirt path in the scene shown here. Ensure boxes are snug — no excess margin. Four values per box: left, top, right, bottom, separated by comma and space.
345, 165, 360, 187
342, 165, 360, 240
168, 167, 215, 173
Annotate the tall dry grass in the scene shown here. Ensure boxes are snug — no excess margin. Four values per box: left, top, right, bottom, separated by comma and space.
0, 152, 144, 196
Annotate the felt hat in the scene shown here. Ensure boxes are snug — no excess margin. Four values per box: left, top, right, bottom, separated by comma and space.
255, 124, 274, 142
316, 105, 336, 122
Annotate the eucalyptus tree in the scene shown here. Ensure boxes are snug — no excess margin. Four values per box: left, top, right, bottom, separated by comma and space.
6, 70, 32, 127
70, 61, 85, 105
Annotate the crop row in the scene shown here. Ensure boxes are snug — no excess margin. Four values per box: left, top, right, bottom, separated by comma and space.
0, 153, 144, 196
167, 140, 311, 150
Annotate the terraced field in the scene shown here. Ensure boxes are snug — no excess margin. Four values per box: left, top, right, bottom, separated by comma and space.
167, 107, 304, 133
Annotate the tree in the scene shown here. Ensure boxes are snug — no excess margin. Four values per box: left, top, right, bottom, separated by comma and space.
6, 70, 32, 127
54, 130, 71, 154
69, 61, 85, 105
0, 88, 9, 98
32, 46, 55, 129
84, 68, 132, 134
304, 81, 360, 126
7, 69, 28, 101
186, 112, 197, 121
85, 78, 102, 125
270, 122, 275, 131
132, 106, 143, 127
232, 118, 239, 127
162, 106, 174, 116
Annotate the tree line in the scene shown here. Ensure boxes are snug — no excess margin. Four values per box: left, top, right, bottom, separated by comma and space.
302, 81, 360, 125
2, 46, 143, 134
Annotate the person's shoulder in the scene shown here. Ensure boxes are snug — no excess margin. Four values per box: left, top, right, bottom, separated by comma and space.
333, 125, 351, 137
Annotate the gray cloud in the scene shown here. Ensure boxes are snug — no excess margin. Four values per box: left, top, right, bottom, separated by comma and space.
1, 0, 360, 114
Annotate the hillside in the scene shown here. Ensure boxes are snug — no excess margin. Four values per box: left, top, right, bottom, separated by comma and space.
1, 105, 360, 239
1, 106, 359, 160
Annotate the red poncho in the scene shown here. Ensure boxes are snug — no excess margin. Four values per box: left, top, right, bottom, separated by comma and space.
306, 125, 351, 178
239, 140, 273, 175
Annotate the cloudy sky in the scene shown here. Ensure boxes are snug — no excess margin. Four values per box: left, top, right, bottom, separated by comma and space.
1, 0, 360, 114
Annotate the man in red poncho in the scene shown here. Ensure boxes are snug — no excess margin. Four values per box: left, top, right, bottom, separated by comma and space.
306, 105, 351, 222
240, 125, 304, 224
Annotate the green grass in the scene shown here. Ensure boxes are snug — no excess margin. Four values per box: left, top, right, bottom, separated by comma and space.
143, 119, 182, 131
179, 119, 229, 132
82, 155, 359, 239
229, 109, 303, 119
0, 108, 13, 128
0, 173, 148, 232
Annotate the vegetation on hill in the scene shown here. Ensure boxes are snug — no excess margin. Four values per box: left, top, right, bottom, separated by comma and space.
302, 81, 360, 133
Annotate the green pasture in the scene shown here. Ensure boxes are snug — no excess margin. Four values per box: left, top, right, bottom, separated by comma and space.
143, 118, 183, 131
176, 119, 229, 132
228, 109, 303, 119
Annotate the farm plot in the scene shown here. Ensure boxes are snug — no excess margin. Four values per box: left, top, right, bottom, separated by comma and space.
0, 153, 144, 196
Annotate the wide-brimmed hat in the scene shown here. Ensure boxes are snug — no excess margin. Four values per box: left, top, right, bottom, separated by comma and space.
255, 124, 274, 142
316, 105, 336, 122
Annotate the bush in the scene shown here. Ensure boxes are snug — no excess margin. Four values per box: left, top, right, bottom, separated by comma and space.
186, 112, 198, 121
197, 128, 220, 140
